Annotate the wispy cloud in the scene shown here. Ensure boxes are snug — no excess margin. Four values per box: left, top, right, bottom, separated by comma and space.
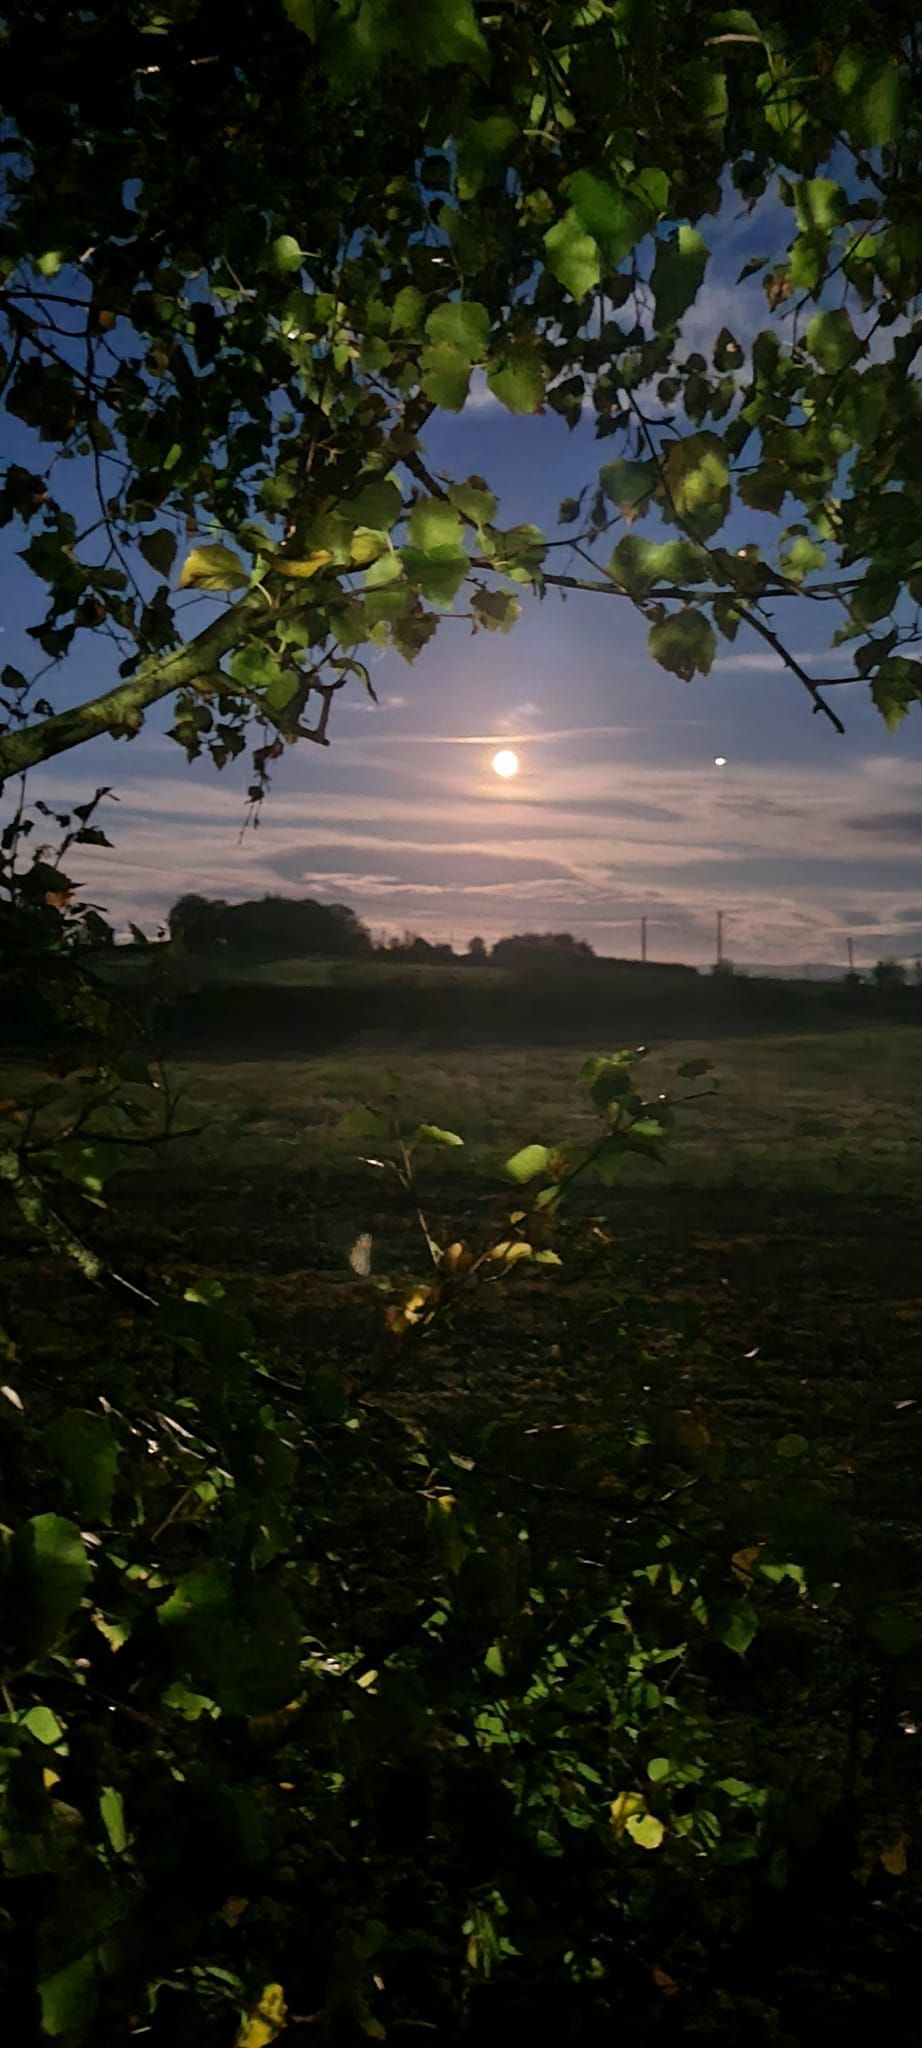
18, 739, 922, 966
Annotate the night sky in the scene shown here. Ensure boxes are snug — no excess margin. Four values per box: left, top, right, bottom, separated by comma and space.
6, 194, 922, 973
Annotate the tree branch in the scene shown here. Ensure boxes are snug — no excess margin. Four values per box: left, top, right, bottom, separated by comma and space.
736, 608, 846, 732
0, 593, 268, 784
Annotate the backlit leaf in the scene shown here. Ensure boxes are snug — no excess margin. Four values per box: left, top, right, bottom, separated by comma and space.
626, 1812, 666, 1849
545, 213, 601, 300
487, 344, 545, 414
648, 608, 716, 680
663, 433, 730, 539
178, 543, 248, 592
505, 1143, 550, 1183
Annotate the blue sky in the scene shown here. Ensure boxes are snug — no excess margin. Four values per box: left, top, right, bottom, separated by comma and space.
5, 195, 922, 971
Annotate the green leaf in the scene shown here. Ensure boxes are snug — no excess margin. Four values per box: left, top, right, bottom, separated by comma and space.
565, 167, 668, 263
425, 300, 490, 359
413, 1123, 464, 1147
282, 0, 316, 33
664, 432, 730, 539
805, 308, 856, 373
720, 1600, 758, 1655
487, 343, 545, 414
648, 607, 716, 680
390, 284, 425, 334
46, 1410, 118, 1521
407, 499, 464, 552
271, 233, 304, 273
39, 1955, 97, 2037
449, 480, 497, 526
5, 1514, 91, 1666
544, 213, 601, 300
158, 1564, 302, 1716
99, 1785, 128, 1854
871, 657, 922, 729
178, 543, 248, 591
484, 1642, 505, 1678
794, 176, 844, 233
420, 342, 473, 411
779, 534, 826, 581
647, 1756, 672, 1783
625, 1811, 665, 1850
414, 0, 489, 77
400, 543, 469, 605
608, 534, 709, 596
489, 522, 546, 577
587, 1060, 632, 1109
651, 226, 708, 330
21, 1704, 65, 1746
139, 528, 177, 578
777, 1432, 809, 1459
505, 1143, 550, 1183
457, 113, 517, 199
599, 459, 656, 521
833, 47, 901, 145
345, 478, 403, 532
401, 501, 469, 598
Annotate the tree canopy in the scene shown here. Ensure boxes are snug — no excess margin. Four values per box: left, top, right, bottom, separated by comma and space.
168, 891, 372, 955
1, 0, 921, 796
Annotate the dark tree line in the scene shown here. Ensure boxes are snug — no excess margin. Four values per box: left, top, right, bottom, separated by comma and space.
168, 892, 372, 959
167, 894, 601, 968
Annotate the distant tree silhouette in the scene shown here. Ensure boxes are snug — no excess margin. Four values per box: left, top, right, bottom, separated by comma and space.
167, 894, 371, 959
491, 932, 595, 973
169, 894, 229, 952
872, 958, 907, 987
384, 931, 456, 963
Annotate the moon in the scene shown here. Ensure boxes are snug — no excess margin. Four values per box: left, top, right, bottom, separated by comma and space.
492, 748, 519, 779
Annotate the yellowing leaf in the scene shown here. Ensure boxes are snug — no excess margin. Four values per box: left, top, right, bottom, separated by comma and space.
626, 1811, 666, 1850
610, 1790, 646, 1836
178, 543, 248, 591
235, 1982, 287, 2048
270, 548, 333, 579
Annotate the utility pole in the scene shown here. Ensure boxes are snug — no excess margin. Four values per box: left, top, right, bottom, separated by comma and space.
641, 915, 647, 964
715, 909, 724, 968
847, 936, 855, 975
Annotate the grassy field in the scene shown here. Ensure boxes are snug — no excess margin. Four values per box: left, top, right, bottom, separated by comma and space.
122, 1025, 922, 1197
4, 1021, 922, 2037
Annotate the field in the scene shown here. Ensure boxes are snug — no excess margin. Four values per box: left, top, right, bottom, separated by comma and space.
3, 1023, 922, 2040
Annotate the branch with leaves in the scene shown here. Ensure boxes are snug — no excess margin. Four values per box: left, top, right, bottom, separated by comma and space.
2, 0, 921, 797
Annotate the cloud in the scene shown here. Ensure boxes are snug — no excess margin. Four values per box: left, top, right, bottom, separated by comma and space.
16, 735, 922, 966
710, 649, 857, 675
849, 811, 922, 840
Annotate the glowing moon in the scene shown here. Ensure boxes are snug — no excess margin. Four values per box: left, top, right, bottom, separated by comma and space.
714, 755, 727, 767
492, 748, 519, 779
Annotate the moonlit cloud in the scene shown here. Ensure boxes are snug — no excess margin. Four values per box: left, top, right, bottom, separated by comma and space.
20, 733, 922, 967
